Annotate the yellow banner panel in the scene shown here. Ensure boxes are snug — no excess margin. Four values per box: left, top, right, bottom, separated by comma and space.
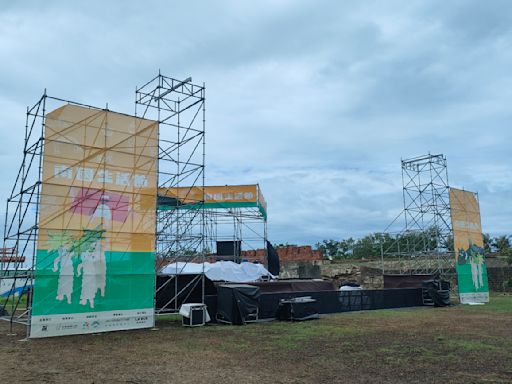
30, 104, 159, 338
449, 188, 483, 253
159, 185, 260, 205
449, 188, 489, 303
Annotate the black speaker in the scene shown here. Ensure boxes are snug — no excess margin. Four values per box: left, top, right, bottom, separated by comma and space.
191, 306, 205, 326
182, 305, 206, 327
216, 241, 241, 262
266, 241, 280, 275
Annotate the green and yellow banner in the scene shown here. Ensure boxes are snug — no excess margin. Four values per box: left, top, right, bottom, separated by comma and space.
158, 184, 267, 219
30, 104, 158, 337
449, 188, 489, 304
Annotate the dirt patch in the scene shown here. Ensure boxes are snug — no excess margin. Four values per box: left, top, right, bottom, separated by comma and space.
1, 296, 511, 383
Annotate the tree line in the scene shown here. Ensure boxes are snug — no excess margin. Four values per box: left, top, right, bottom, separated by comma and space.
314, 231, 512, 260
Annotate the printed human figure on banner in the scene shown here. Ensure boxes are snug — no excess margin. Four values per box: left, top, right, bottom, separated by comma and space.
50, 232, 75, 305
48, 226, 106, 309
77, 227, 106, 309
458, 243, 485, 290
94, 243, 107, 298
77, 246, 97, 308
92, 194, 111, 298
93, 194, 112, 222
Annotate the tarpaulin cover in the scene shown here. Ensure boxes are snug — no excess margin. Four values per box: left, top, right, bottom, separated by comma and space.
1, 278, 32, 298
384, 274, 435, 289
205, 288, 424, 322
258, 288, 423, 319
161, 262, 207, 275
422, 280, 451, 307
339, 285, 362, 291
155, 274, 217, 312
216, 284, 260, 325
161, 261, 274, 282
430, 290, 450, 307
243, 279, 335, 293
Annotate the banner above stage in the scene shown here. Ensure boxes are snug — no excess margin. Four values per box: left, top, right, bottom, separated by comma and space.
30, 104, 158, 338
449, 188, 489, 304
158, 184, 267, 219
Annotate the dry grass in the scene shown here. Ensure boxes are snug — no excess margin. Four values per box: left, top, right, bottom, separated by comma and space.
1, 294, 511, 383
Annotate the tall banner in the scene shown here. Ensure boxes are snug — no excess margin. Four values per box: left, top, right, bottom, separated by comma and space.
30, 104, 158, 337
449, 188, 489, 304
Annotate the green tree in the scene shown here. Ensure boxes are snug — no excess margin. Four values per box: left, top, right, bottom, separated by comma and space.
504, 248, 512, 266
443, 235, 454, 252
353, 234, 380, 259
492, 235, 511, 253
338, 238, 355, 258
483, 233, 492, 253
315, 239, 341, 259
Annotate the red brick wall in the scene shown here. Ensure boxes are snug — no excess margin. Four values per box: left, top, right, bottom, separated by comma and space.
242, 245, 323, 263
156, 246, 324, 269
241, 249, 266, 263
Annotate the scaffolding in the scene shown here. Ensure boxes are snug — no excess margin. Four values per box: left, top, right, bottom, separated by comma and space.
0, 93, 45, 332
135, 73, 207, 314
381, 154, 454, 277
0, 93, 150, 334
2, 74, 268, 332
204, 186, 268, 262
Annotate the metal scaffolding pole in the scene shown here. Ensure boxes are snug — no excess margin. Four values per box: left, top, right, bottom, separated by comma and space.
381, 154, 454, 278
1, 93, 116, 335
136, 73, 207, 314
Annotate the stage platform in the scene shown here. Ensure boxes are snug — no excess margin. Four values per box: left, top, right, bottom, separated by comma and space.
204, 287, 424, 322
155, 275, 424, 320
235, 279, 335, 293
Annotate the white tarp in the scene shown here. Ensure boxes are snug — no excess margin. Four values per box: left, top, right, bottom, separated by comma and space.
339, 285, 362, 291
1, 277, 31, 298
161, 262, 209, 275
160, 261, 274, 283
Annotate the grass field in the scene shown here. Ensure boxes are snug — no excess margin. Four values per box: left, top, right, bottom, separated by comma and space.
1, 294, 511, 383
0, 294, 27, 310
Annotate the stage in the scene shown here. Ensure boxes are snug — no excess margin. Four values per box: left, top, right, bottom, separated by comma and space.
156, 275, 425, 321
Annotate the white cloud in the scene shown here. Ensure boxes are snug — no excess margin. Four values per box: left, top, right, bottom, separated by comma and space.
0, 0, 510, 245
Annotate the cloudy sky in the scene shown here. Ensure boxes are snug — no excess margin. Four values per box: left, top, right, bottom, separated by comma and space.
0, 1, 510, 245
